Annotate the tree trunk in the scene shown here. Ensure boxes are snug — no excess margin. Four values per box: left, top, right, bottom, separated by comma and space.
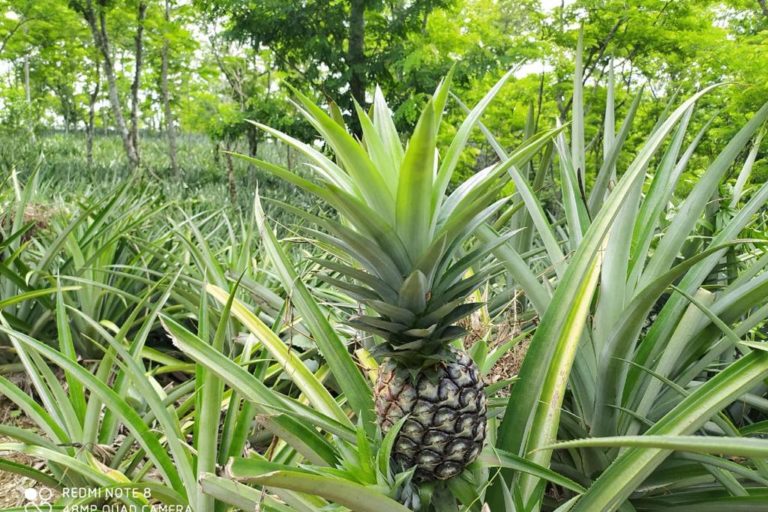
286, 144, 293, 171
160, 0, 179, 176
348, 0, 366, 107
72, 0, 139, 167
224, 140, 238, 207
759, 0, 768, 18
129, 1, 147, 165
23, 54, 31, 103
248, 136, 259, 172
246, 124, 258, 157
54, 84, 76, 132
87, 67, 100, 168
23, 42, 35, 142
22, 23, 31, 104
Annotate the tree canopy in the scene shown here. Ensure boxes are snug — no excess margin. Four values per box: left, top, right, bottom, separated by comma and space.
0, 0, 765, 179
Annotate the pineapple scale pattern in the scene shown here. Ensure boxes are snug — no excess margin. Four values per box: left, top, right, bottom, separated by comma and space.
374, 351, 487, 481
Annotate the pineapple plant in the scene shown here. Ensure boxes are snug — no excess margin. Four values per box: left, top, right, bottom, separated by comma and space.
241, 73, 556, 481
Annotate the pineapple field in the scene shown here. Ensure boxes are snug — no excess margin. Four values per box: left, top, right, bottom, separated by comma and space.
2, 1, 768, 511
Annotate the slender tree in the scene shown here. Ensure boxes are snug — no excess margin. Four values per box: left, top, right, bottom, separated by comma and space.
224, 139, 237, 206
348, 0, 366, 106
86, 55, 100, 168
69, 0, 139, 167
160, 0, 178, 176
129, 0, 147, 163
22, 31, 30, 104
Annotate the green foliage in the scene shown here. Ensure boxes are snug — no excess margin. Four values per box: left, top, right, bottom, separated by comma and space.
2, 1, 768, 512
2, 71, 768, 510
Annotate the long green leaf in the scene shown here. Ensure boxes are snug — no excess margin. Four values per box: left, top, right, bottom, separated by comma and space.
433, 67, 517, 207
548, 435, 768, 458
205, 283, 352, 428
253, 194, 375, 433
572, 351, 768, 512
163, 315, 356, 442
397, 99, 436, 260
480, 449, 586, 493
0, 327, 185, 495
491, 85, 720, 509
226, 458, 411, 512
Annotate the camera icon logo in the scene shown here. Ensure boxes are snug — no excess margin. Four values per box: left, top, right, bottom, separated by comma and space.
22, 487, 54, 512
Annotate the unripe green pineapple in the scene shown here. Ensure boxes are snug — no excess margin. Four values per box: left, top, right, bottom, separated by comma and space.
375, 350, 486, 480
249, 72, 555, 481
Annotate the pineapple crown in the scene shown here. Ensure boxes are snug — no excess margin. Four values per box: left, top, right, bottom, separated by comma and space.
247, 71, 557, 368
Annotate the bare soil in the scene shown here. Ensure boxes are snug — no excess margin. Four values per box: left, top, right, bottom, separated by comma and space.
462, 303, 534, 390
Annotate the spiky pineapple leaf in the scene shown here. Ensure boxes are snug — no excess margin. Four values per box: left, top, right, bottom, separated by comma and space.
398, 271, 429, 314
492, 84, 722, 509
225, 457, 412, 512
396, 98, 436, 261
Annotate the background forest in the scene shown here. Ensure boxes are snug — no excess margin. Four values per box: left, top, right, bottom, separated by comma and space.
2, 0, 767, 200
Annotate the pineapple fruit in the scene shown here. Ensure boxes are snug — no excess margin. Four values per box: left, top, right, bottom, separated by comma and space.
249, 73, 553, 481
375, 350, 486, 480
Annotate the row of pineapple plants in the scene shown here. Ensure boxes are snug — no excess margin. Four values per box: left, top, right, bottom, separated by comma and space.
2, 41, 768, 512
1, 145, 356, 508
0, 162, 313, 362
